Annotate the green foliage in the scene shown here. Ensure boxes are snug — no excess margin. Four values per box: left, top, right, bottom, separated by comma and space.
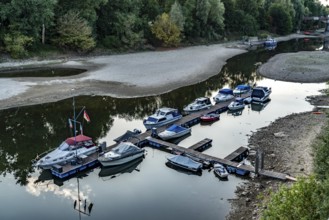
313, 121, 329, 180
55, 11, 95, 52
100, 35, 122, 49
268, 3, 293, 35
151, 13, 181, 47
2, 0, 57, 41
261, 176, 329, 219
0, 0, 328, 56
96, 0, 144, 49
231, 10, 259, 36
170, 1, 185, 32
56, 0, 107, 26
4, 32, 33, 59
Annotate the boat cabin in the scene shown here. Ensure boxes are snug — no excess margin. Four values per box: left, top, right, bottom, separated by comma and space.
195, 97, 211, 105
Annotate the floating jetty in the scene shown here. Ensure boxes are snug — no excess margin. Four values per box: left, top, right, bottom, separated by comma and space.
48, 93, 293, 181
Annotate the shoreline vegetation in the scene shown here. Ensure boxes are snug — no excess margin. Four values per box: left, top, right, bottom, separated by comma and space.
1, 33, 329, 219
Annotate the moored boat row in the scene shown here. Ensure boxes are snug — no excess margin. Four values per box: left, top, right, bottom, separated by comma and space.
34, 83, 269, 179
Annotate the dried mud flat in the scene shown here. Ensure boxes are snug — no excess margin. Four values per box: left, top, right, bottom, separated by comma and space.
258, 51, 329, 83
226, 94, 329, 220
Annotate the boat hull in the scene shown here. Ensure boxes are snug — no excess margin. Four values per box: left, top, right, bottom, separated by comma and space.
183, 104, 212, 113
200, 114, 220, 122
228, 104, 245, 111
35, 146, 98, 170
99, 151, 145, 167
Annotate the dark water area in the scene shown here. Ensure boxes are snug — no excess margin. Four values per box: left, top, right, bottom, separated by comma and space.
0, 38, 326, 220
0, 67, 85, 77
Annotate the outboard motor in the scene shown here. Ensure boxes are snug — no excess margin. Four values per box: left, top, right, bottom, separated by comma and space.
151, 127, 158, 137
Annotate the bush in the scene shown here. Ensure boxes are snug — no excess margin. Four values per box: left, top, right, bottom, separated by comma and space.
4, 33, 33, 59
100, 35, 122, 49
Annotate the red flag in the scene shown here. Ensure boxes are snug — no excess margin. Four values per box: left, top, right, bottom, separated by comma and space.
83, 110, 91, 123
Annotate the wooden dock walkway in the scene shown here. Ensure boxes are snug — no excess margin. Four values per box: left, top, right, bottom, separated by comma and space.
188, 138, 212, 152
147, 137, 255, 173
51, 93, 294, 181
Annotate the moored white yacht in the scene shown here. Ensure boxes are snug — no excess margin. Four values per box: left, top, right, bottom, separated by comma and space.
183, 97, 212, 113
34, 134, 98, 169
143, 107, 182, 130
98, 142, 145, 167
251, 86, 272, 103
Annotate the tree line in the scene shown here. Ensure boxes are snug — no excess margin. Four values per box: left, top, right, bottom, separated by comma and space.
0, 0, 327, 58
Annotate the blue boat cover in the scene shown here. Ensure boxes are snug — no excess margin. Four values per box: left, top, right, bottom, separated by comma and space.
236, 85, 251, 90
167, 155, 202, 170
166, 124, 187, 133
219, 88, 233, 95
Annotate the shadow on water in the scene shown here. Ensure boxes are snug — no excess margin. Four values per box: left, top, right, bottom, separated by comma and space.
0, 37, 325, 186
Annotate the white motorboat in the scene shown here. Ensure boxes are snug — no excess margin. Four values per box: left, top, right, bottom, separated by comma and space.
213, 88, 234, 103
98, 142, 145, 167
264, 37, 277, 47
166, 154, 202, 172
34, 134, 98, 169
143, 107, 182, 130
251, 86, 271, 103
98, 157, 143, 177
183, 97, 212, 113
228, 97, 245, 111
158, 124, 191, 141
233, 84, 251, 95
213, 163, 229, 179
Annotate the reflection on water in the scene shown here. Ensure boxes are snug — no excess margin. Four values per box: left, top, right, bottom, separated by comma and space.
0, 38, 327, 220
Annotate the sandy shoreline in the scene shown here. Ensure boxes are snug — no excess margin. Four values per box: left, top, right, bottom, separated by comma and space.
0, 44, 247, 110
0, 33, 311, 110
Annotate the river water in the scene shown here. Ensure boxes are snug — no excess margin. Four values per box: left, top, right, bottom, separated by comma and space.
0, 38, 326, 220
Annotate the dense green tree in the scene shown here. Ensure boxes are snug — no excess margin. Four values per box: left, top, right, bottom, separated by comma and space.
236, 0, 260, 20
56, 0, 107, 26
170, 1, 185, 32
55, 11, 95, 52
292, 0, 305, 31
0, 0, 57, 43
232, 10, 259, 35
182, 0, 197, 39
221, 0, 236, 33
96, 0, 144, 49
151, 13, 181, 46
268, 3, 293, 34
194, 0, 225, 39
3, 33, 33, 58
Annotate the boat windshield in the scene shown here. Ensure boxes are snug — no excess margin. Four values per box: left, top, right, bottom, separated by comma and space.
155, 110, 166, 116
252, 89, 265, 97
58, 142, 70, 151
147, 117, 158, 122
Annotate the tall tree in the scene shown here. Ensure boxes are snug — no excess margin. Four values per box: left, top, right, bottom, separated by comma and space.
151, 13, 181, 46
56, 0, 107, 27
96, 0, 144, 49
170, 1, 185, 32
1, 0, 57, 43
221, 0, 237, 33
55, 11, 95, 52
268, 3, 293, 34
